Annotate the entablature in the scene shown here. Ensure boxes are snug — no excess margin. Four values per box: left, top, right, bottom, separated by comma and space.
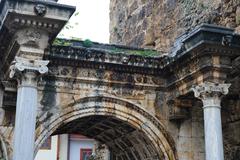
0, 0, 75, 81
46, 45, 168, 75
45, 24, 240, 97
1, 22, 240, 110
164, 24, 240, 98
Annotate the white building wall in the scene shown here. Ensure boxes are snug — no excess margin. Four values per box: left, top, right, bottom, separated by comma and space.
35, 136, 58, 160
69, 139, 95, 160
34, 134, 96, 160
59, 134, 69, 160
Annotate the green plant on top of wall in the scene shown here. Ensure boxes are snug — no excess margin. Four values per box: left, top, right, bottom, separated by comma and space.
83, 39, 93, 48
110, 47, 159, 57
52, 39, 72, 46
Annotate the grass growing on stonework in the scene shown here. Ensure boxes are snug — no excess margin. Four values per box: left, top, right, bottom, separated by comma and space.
52, 38, 93, 48
110, 47, 160, 57
52, 39, 72, 46
52, 39, 160, 57
128, 50, 160, 57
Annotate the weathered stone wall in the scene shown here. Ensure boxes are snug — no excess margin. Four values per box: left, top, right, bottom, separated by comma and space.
155, 92, 205, 160
35, 66, 176, 160
222, 99, 240, 160
176, 105, 204, 160
110, 0, 240, 52
0, 64, 206, 160
110, 3, 240, 158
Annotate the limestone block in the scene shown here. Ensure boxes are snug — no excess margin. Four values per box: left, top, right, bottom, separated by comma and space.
178, 151, 194, 160
179, 120, 192, 137
192, 138, 205, 152
177, 137, 192, 152
193, 152, 205, 160
192, 122, 204, 138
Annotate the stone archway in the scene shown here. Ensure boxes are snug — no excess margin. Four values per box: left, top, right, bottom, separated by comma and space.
0, 133, 9, 160
35, 95, 177, 160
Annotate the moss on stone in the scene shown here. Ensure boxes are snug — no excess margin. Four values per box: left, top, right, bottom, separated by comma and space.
52, 39, 72, 46
110, 47, 159, 57
52, 38, 160, 57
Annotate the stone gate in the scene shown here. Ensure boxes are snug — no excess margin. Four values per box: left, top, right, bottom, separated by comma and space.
0, 0, 240, 160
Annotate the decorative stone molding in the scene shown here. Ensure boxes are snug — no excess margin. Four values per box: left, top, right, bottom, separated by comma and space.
49, 46, 167, 70
0, 133, 9, 160
10, 57, 49, 78
0, 0, 75, 35
9, 57, 49, 86
167, 99, 191, 120
191, 82, 231, 107
34, 4, 47, 17
1, 81, 17, 92
222, 35, 233, 46
15, 28, 49, 51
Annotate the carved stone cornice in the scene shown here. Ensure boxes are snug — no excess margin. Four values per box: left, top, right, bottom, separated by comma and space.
0, 0, 75, 38
0, 133, 9, 160
9, 57, 49, 87
191, 82, 231, 107
47, 46, 170, 76
0, 0, 75, 80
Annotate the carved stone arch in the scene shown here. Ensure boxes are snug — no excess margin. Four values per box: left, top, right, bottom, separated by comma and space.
0, 133, 9, 160
36, 95, 177, 160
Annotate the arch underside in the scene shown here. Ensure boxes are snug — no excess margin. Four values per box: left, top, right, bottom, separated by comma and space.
53, 115, 162, 160
36, 95, 176, 160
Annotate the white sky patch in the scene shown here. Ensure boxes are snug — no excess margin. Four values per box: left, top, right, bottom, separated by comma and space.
58, 0, 110, 43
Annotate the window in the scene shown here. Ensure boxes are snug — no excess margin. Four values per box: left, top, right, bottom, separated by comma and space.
80, 148, 92, 160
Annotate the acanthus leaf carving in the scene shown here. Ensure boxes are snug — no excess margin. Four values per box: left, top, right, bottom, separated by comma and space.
10, 57, 49, 78
9, 57, 49, 87
191, 82, 231, 99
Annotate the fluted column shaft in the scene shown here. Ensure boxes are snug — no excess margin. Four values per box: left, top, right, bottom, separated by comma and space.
192, 82, 230, 160
11, 57, 49, 160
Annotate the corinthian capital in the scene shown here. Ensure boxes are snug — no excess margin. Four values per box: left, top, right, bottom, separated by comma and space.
191, 82, 231, 108
9, 57, 49, 78
9, 57, 49, 87
191, 82, 231, 99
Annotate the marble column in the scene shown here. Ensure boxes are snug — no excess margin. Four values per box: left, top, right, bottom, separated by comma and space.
10, 57, 49, 160
192, 82, 230, 160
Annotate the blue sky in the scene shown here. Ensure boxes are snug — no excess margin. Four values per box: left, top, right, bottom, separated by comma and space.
58, 0, 110, 43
